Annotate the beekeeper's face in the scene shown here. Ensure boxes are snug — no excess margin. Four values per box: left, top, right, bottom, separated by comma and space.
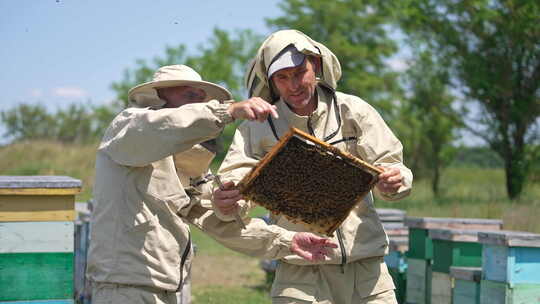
157, 86, 207, 108
271, 57, 320, 116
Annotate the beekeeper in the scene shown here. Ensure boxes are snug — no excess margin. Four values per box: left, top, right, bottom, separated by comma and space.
213, 30, 413, 304
87, 64, 338, 304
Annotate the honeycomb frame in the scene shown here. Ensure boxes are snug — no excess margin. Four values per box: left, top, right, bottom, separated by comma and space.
238, 127, 383, 236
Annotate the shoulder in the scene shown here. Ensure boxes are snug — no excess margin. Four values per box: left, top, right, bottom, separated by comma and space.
335, 91, 380, 119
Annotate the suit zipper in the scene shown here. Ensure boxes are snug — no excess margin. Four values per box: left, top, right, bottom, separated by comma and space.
336, 227, 347, 274
176, 234, 192, 292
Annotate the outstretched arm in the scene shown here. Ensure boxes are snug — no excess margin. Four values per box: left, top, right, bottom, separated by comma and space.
186, 204, 336, 261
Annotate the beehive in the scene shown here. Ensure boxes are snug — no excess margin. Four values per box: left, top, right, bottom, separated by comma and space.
238, 127, 382, 236
0, 175, 81, 302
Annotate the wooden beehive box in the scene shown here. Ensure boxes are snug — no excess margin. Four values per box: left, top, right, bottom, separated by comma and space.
237, 127, 382, 236
479, 230, 540, 285
0, 175, 81, 302
429, 229, 486, 273
450, 267, 482, 304
405, 217, 503, 260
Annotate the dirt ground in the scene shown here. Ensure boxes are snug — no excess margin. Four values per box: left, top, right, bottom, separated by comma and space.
191, 253, 267, 287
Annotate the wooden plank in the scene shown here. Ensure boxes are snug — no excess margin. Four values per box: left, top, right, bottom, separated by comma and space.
376, 208, 406, 222
431, 271, 452, 304
0, 221, 73, 253
0, 188, 81, 196
0, 176, 82, 189
482, 244, 540, 284
405, 217, 502, 230
389, 236, 409, 252
0, 195, 75, 222
0, 252, 73, 301
453, 279, 480, 304
1, 300, 74, 304
478, 230, 540, 248
383, 222, 409, 236
406, 258, 430, 304
480, 280, 540, 304
429, 229, 484, 242
450, 267, 482, 282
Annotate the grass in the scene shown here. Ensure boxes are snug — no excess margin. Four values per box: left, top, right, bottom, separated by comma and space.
0, 140, 98, 201
1, 140, 539, 303
379, 167, 540, 233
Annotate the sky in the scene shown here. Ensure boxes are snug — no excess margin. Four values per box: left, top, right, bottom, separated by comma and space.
0, 0, 285, 111
0, 1, 490, 147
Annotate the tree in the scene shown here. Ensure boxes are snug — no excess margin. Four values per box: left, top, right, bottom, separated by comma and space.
398, 50, 461, 195
1, 104, 55, 141
0, 102, 119, 144
111, 28, 262, 106
266, 0, 402, 116
110, 28, 263, 166
398, 0, 540, 199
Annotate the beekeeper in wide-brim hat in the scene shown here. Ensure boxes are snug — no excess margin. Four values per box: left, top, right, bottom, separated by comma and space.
128, 64, 232, 108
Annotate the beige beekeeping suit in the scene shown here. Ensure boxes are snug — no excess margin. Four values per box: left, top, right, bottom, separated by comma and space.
217, 30, 413, 304
87, 82, 298, 303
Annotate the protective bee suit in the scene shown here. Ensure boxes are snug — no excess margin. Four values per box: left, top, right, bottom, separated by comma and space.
217, 30, 413, 304
87, 65, 299, 304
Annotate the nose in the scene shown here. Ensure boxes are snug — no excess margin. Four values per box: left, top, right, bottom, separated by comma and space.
288, 75, 301, 91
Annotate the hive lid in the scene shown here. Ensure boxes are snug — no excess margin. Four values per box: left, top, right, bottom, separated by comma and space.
478, 230, 540, 247
429, 228, 491, 242
238, 127, 382, 236
404, 216, 503, 229
376, 208, 406, 221
0, 176, 82, 189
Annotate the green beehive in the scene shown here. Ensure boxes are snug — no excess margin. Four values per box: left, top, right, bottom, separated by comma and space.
430, 229, 486, 273
405, 217, 502, 260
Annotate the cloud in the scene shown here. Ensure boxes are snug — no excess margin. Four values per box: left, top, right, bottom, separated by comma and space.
29, 89, 43, 98
51, 87, 88, 98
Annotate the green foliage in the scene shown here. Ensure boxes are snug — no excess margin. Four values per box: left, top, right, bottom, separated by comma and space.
0, 102, 120, 144
396, 50, 462, 195
396, 0, 540, 199
451, 146, 504, 168
111, 28, 263, 106
266, 0, 402, 116
0, 104, 56, 141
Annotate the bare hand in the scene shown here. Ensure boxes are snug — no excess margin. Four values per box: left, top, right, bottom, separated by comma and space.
376, 167, 403, 194
227, 97, 279, 122
291, 232, 338, 261
213, 180, 243, 215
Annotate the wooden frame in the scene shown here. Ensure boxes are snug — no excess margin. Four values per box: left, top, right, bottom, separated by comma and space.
238, 127, 382, 236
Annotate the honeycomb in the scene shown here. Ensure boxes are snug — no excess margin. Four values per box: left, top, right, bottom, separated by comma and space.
238, 128, 382, 236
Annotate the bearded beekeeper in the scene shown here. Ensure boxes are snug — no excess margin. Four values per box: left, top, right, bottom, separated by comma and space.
213, 30, 413, 304
87, 64, 338, 304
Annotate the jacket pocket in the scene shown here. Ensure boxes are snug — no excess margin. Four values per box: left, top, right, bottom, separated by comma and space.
354, 257, 395, 298
116, 212, 182, 286
270, 263, 317, 302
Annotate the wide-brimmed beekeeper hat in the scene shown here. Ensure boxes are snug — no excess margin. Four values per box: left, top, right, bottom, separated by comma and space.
128, 65, 232, 107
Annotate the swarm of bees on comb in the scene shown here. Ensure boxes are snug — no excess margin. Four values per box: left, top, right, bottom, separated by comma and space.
237, 128, 382, 236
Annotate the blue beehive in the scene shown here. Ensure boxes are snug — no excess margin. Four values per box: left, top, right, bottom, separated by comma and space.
479, 230, 540, 285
